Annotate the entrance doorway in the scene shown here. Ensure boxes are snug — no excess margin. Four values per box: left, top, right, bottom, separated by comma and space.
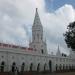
49, 60, 52, 72
56, 64, 58, 71
12, 62, 16, 72
1, 61, 5, 72
44, 63, 47, 71
30, 63, 33, 71
21, 63, 25, 72
37, 63, 40, 72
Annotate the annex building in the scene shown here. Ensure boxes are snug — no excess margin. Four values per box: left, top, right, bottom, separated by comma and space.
0, 8, 75, 73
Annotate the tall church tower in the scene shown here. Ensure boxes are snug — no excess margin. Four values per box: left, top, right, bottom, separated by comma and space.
29, 8, 47, 55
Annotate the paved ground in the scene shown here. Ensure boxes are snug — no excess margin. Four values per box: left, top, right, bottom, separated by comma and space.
44, 72, 75, 75
0, 72, 75, 75
32, 72, 75, 75
54, 72, 75, 75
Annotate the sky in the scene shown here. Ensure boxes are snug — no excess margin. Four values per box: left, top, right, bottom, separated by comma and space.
0, 0, 75, 55
45, 0, 75, 11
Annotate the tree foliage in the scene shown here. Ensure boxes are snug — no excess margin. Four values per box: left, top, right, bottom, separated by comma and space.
64, 21, 75, 51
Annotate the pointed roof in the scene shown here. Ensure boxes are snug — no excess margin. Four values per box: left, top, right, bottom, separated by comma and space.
33, 8, 42, 27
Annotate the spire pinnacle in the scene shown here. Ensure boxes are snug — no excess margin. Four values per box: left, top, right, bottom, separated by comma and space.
33, 8, 42, 26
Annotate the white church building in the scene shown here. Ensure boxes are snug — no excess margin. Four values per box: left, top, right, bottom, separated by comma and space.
0, 8, 75, 73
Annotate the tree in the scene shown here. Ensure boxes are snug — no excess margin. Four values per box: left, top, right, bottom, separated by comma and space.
64, 21, 75, 51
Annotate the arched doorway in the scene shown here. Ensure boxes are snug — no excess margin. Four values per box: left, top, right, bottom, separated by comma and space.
72, 65, 73, 71
1, 61, 5, 72
63, 64, 65, 71
59, 64, 62, 71
12, 62, 16, 72
30, 63, 33, 71
21, 62, 25, 72
49, 60, 52, 72
66, 65, 68, 71
37, 63, 40, 72
56, 64, 58, 71
44, 63, 47, 71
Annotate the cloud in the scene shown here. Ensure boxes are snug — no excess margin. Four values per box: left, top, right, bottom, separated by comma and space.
0, 0, 75, 54
0, 0, 45, 46
40, 4, 75, 54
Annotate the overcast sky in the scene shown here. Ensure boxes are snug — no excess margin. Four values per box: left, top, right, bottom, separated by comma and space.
0, 0, 75, 55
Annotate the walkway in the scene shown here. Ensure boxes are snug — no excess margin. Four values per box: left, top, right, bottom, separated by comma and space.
0, 72, 75, 75
36, 72, 75, 75
54, 72, 75, 75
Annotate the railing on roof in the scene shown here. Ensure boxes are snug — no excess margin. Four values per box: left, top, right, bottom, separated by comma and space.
0, 43, 34, 51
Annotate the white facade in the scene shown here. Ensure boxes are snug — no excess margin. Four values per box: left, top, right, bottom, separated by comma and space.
0, 8, 75, 72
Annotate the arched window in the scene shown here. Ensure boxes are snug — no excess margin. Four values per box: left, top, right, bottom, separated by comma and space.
37, 34, 39, 39
1, 61, 5, 72
41, 49, 44, 54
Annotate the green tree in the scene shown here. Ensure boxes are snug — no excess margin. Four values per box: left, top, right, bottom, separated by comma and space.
64, 21, 75, 51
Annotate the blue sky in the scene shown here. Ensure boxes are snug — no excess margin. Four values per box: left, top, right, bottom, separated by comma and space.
45, 0, 75, 12
0, 0, 75, 55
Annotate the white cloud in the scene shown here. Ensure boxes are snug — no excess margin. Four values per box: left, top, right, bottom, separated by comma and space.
41, 4, 75, 54
0, 0, 75, 54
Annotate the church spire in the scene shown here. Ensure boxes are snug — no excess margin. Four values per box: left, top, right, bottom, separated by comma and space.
33, 8, 42, 26
36, 8, 38, 12
56, 45, 61, 56
29, 8, 48, 55
32, 8, 43, 43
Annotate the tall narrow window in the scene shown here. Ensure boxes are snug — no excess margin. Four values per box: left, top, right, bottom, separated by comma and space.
41, 49, 44, 54
37, 34, 39, 39
41, 36, 42, 40
34, 36, 35, 40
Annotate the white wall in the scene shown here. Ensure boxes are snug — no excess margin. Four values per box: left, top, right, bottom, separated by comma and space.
0, 47, 75, 72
